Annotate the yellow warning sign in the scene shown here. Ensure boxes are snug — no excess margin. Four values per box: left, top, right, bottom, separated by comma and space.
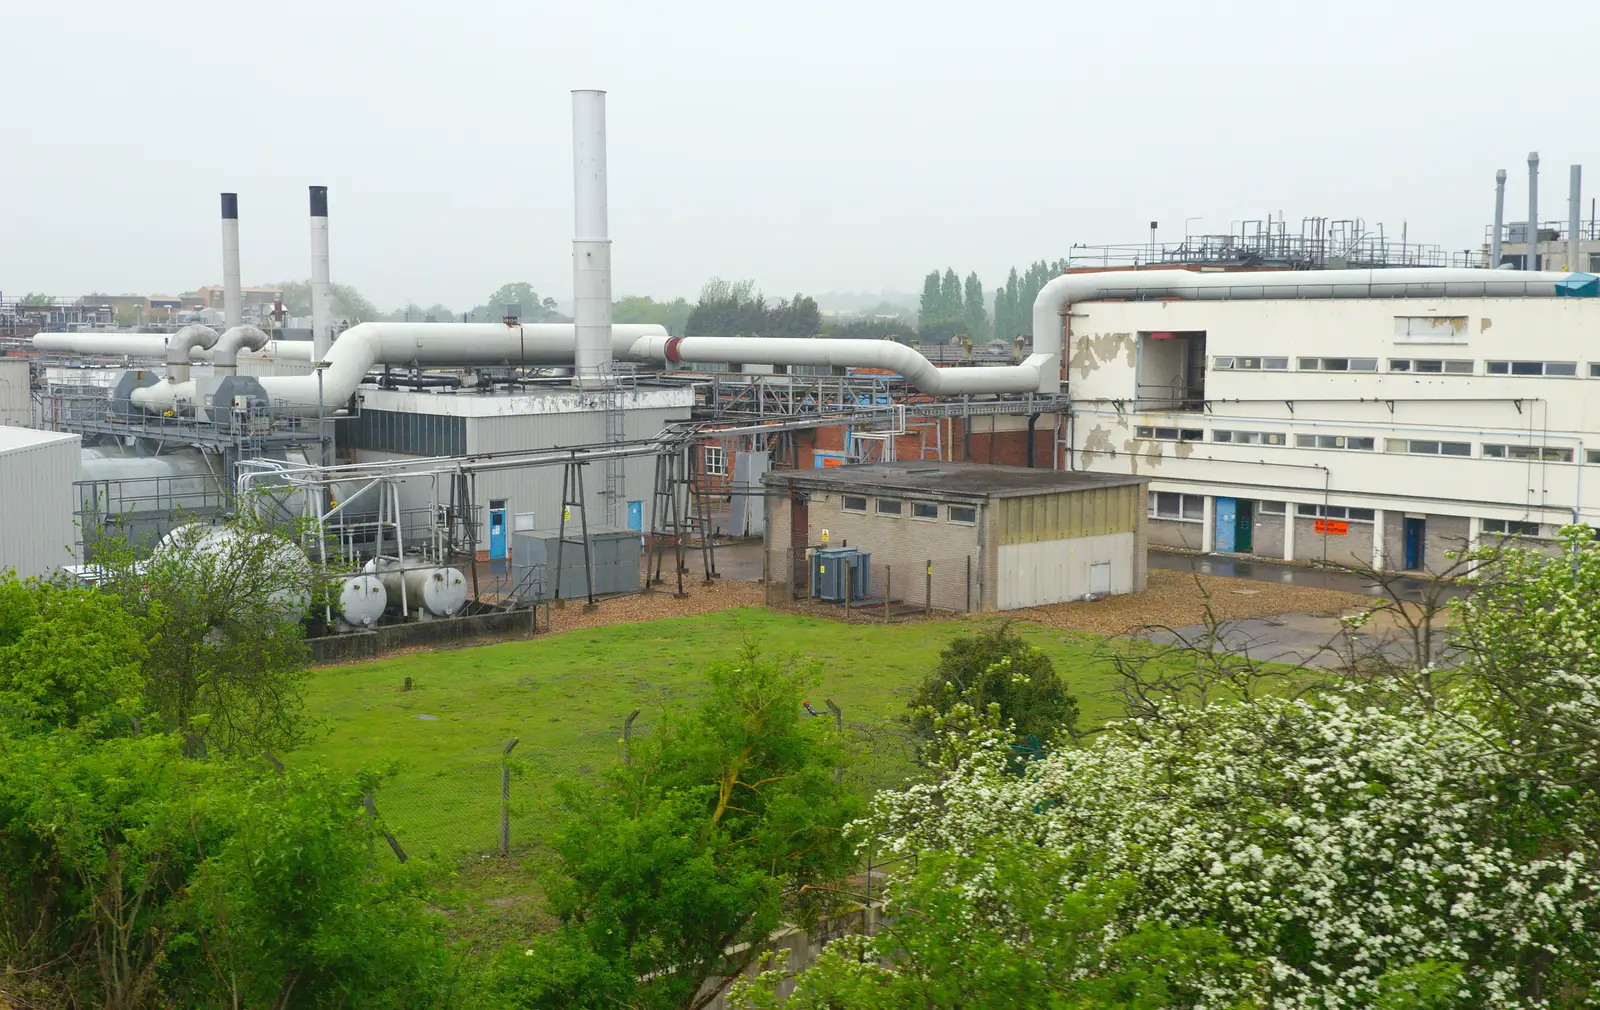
820, 529, 830, 543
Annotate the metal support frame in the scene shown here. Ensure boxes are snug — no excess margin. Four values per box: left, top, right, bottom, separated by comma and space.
554, 455, 596, 605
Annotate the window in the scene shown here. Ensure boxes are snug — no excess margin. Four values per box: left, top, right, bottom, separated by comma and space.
1482, 518, 1541, 537
1394, 315, 1468, 344
1384, 438, 1471, 456
1299, 357, 1377, 372
1590, 363, 1600, 378
1212, 430, 1287, 446
948, 505, 976, 524
1295, 434, 1376, 451
1214, 356, 1288, 371
842, 495, 867, 513
1390, 358, 1473, 374
1135, 425, 1203, 441
1486, 360, 1577, 376
1147, 492, 1206, 521
875, 499, 903, 516
1588, 449, 1600, 465
1296, 504, 1376, 522
911, 502, 938, 520
703, 444, 727, 476
1259, 500, 1286, 514
1482, 444, 1575, 462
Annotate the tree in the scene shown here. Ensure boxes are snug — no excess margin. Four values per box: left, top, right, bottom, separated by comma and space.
97, 510, 322, 756
908, 623, 1077, 752
502, 647, 859, 1009
484, 282, 563, 323
962, 271, 988, 343
917, 271, 941, 328
938, 268, 961, 327
276, 279, 379, 323
0, 575, 146, 730
821, 694, 1600, 1007
614, 294, 693, 335
20, 292, 53, 306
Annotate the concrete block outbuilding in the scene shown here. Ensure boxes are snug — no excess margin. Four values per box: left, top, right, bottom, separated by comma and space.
763, 461, 1148, 612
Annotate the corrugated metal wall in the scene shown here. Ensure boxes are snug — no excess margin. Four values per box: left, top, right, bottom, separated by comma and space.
997, 532, 1136, 608
468, 406, 683, 540
0, 360, 30, 427
0, 430, 82, 577
996, 484, 1140, 545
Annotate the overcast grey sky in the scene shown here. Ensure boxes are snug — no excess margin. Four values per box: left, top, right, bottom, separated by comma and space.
5, 0, 1597, 310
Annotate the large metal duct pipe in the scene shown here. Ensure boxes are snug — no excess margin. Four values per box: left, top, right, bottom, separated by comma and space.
129, 321, 670, 414
165, 324, 218, 383
1570, 164, 1583, 272
32, 331, 311, 362
1527, 152, 1540, 271
213, 325, 270, 376
310, 185, 332, 362
572, 89, 613, 390
221, 193, 242, 329
1491, 169, 1507, 268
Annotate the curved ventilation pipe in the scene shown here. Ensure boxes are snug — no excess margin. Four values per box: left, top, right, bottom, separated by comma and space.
221, 193, 242, 329
31, 332, 311, 362
166, 324, 219, 382
129, 321, 669, 414
213, 325, 270, 376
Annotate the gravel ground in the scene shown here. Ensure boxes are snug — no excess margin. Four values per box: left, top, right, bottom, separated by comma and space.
1008, 568, 1373, 637
539, 578, 765, 633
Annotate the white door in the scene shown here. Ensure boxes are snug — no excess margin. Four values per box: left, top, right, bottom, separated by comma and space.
1089, 562, 1111, 596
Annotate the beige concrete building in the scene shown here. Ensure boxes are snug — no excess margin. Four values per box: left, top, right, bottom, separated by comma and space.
762, 462, 1148, 612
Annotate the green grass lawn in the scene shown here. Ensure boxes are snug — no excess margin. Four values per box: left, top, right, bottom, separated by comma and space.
297, 608, 1129, 862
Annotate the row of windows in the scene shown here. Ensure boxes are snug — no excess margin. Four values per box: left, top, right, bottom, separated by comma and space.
1151, 493, 1552, 539
1214, 355, 1595, 377
841, 495, 976, 525
1142, 425, 1584, 462
344, 409, 466, 457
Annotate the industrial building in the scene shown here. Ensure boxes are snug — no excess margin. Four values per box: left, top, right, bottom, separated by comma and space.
762, 462, 1148, 611
0, 426, 80, 579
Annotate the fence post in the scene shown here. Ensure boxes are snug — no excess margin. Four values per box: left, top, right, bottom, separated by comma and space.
624, 709, 641, 765
965, 555, 972, 612
825, 699, 843, 785
884, 565, 891, 622
500, 737, 520, 857
925, 559, 932, 616
363, 793, 408, 864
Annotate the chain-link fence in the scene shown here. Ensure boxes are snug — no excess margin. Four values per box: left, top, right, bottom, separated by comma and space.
783, 547, 981, 621
302, 708, 921, 864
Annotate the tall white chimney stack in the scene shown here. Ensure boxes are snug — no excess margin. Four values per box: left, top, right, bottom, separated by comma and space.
572, 89, 613, 389
309, 185, 332, 362
1569, 164, 1583, 272
1490, 170, 1506, 269
220, 193, 242, 328
1526, 152, 1540, 271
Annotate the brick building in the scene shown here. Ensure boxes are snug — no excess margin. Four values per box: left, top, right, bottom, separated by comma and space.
762, 462, 1147, 612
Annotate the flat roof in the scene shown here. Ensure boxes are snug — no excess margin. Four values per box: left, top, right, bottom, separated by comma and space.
0, 425, 78, 457
762, 462, 1145, 501
353, 385, 695, 417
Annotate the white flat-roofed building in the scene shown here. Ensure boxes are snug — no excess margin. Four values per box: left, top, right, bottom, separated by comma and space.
0, 425, 81, 579
1063, 280, 1600, 572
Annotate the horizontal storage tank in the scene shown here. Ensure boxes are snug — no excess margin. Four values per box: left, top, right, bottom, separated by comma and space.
336, 574, 387, 628
155, 523, 315, 617
363, 559, 468, 618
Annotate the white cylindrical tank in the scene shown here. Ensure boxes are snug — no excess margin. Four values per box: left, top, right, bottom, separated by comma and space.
156, 523, 315, 617
364, 559, 468, 618
336, 574, 387, 628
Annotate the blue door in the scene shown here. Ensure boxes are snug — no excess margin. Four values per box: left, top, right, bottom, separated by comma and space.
1403, 517, 1425, 570
627, 500, 643, 532
1213, 496, 1236, 553
489, 503, 507, 560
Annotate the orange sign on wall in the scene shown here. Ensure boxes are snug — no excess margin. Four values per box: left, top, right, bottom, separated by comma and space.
1314, 519, 1349, 536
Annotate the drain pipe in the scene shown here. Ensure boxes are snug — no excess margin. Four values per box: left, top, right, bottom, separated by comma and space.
310, 186, 332, 362
166, 324, 218, 382
1491, 169, 1506, 268
221, 193, 242, 329
213, 325, 269, 377
1026, 412, 1040, 468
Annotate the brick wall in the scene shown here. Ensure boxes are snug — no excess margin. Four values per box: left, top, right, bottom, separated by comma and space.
1148, 517, 1205, 550
803, 414, 1064, 470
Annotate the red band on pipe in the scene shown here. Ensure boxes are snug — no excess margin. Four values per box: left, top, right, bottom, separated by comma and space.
664, 336, 682, 363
